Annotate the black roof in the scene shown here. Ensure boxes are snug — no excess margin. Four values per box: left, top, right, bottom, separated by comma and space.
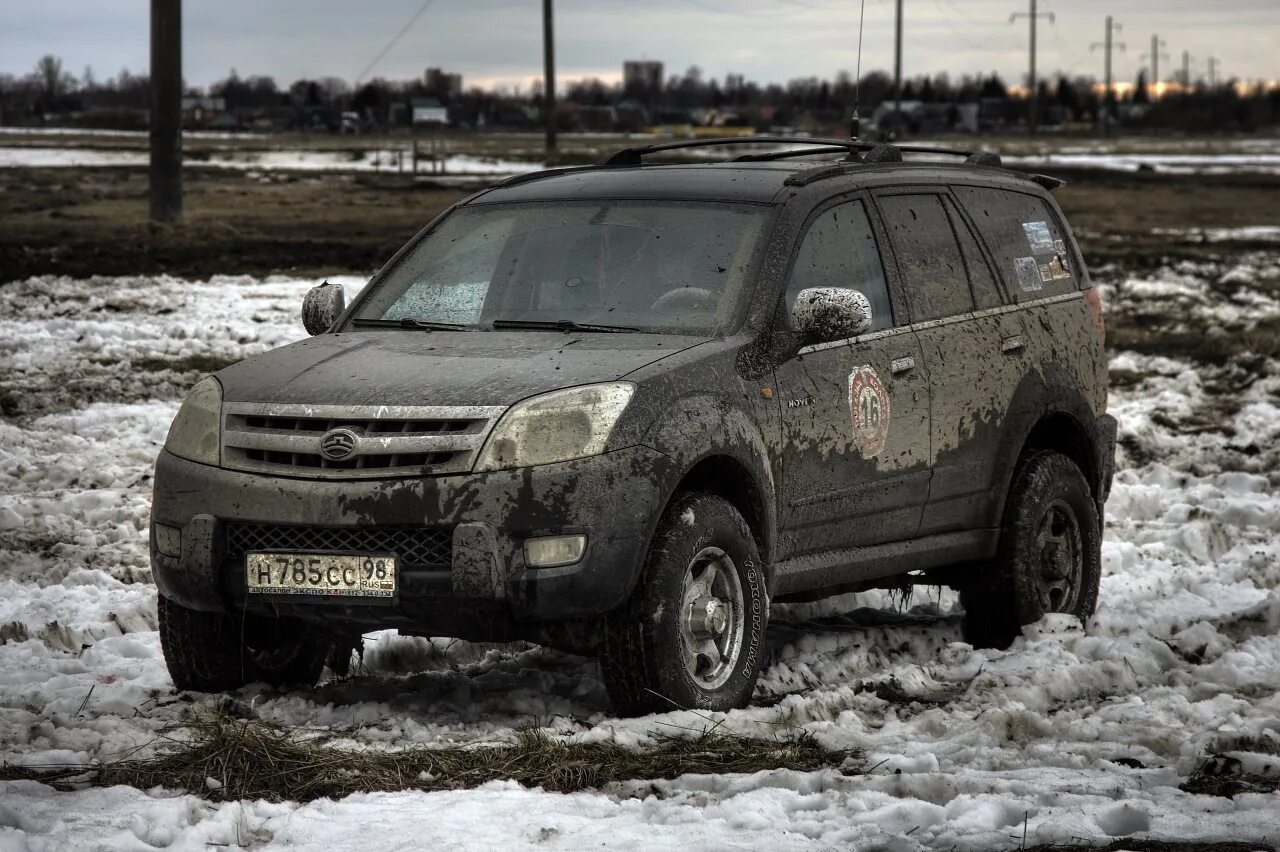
470, 163, 801, 205
465, 137, 1061, 207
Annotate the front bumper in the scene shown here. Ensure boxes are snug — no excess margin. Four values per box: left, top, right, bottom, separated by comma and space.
150, 445, 676, 628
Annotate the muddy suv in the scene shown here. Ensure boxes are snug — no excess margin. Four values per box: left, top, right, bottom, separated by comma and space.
151, 137, 1116, 714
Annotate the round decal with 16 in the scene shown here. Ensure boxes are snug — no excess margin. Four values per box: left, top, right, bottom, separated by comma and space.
848, 365, 890, 458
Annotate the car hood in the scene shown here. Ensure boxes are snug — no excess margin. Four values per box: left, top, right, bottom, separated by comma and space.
215, 330, 710, 407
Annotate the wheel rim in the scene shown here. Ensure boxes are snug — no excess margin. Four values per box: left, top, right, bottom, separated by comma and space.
679, 547, 745, 691
1034, 500, 1083, 613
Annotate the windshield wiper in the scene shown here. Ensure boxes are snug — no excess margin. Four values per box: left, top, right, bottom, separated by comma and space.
491, 318, 645, 333
351, 317, 470, 331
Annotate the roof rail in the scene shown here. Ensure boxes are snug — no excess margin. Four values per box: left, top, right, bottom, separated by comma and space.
599, 136, 1002, 168
487, 165, 594, 189
600, 135, 862, 166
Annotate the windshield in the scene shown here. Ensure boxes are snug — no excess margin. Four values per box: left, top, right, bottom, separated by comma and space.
348, 200, 770, 335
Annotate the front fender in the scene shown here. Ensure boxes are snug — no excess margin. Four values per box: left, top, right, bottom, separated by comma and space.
640, 393, 779, 565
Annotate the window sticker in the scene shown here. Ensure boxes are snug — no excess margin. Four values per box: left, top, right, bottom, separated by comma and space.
1046, 255, 1071, 280
1014, 256, 1043, 291
1022, 220, 1055, 253
1054, 238, 1067, 254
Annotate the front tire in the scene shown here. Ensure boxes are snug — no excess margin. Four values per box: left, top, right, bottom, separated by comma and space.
601, 493, 768, 716
158, 595, 329, 692
961, 451, 1101, 649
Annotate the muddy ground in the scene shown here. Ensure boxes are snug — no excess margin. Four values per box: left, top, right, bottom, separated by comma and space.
1, 162, 1278, 283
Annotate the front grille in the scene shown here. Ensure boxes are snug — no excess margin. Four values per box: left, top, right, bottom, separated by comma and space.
225, 523, 453, 568
221, 403, 505, 479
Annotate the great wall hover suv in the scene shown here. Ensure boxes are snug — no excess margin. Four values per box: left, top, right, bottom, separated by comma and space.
151, 137, 1116, 714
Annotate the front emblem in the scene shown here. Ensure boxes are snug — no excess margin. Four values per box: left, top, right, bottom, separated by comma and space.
319, 427, 360, 461
848, 365, 891, 459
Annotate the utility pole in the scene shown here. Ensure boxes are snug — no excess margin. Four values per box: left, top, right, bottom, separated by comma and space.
1140, 34, 1168, 99
542, 0, 557, 157
1207, 56, 1219, 89
893, 0, 904, 136
1090, 16, 1125, 136
1010, 1, 1055, 136
149, 0, 182, 222
1181, 50, 1193, 92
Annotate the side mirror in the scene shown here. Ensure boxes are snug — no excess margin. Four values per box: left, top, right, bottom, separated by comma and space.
302, 281, 346, 336
791, 287, 873, 342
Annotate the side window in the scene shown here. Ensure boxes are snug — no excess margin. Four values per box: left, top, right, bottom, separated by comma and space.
954, 186, 1078, 301
786, 199, 892, 332
877, 193, 975, 322
945, 196, 1004, 309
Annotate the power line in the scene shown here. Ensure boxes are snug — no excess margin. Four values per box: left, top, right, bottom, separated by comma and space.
679, 0, 819, 17
937, 0, 986, 28
929, 0, 1000, 53
355, 0, 437, 84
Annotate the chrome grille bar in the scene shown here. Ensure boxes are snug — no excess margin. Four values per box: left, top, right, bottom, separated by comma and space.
221, 402, 505, 479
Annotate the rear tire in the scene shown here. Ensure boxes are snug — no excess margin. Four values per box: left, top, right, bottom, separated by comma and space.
600, 493, 768, 716
158, 595, 329, 692
960, 451, 1101, 650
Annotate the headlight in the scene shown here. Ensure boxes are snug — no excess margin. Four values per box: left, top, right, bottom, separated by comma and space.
164, 376, 222, 465
475, 382, 635, 472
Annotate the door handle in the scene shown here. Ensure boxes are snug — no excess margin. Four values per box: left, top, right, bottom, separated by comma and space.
890, 355, 915, 375
1001, 335, 1025, 353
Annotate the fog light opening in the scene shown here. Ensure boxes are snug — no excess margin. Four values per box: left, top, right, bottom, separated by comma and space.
154, 523, 183, 558
524, 534, 587, 568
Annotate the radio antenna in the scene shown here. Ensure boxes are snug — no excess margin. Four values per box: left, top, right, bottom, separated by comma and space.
851, 0, 867, 140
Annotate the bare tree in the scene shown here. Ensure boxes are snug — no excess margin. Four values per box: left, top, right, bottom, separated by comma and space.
34, 55, 73, 99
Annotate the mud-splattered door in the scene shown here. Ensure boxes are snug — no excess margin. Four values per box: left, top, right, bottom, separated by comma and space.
774, 336, 931, 557
876, 190, 1024, 535
771, 198, 931, 558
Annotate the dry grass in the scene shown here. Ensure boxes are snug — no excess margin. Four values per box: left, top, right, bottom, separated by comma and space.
1180, 759, 1280, 799
3, 707, 857, 802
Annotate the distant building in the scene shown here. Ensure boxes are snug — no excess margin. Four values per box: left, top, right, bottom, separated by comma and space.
411, 97, 448, 125
623, 61, 664, 93
424, 68, 463, 100
180, 96, 227, 129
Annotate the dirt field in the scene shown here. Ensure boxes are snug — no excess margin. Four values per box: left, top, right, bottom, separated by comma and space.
3, 140, 1280, 847
1, 150, 1278, 283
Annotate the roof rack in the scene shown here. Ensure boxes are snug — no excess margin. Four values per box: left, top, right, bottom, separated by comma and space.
599, 135, 1002, 168
600, 135, 858, 166
488, 165, 594, 189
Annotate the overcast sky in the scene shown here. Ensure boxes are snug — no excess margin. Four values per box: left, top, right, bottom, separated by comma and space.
3, 0, 1276, 91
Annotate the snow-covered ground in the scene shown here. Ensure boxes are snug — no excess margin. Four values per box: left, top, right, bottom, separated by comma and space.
1003, 152, 1280, 175
4, 135, 1280, 176
0, 146, 539, 176
2, 255, 1280, 849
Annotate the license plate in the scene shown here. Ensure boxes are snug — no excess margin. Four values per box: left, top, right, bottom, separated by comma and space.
246, 553, 397, 598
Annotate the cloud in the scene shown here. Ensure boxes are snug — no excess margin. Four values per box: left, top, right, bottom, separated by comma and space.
2, 0, 1275, 88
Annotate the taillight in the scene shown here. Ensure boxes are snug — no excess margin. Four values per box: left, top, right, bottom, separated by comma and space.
1084, 288, 1105, 342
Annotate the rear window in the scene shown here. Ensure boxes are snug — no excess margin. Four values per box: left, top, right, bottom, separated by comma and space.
953, 186, 1079, 301
877, 193, 974, 323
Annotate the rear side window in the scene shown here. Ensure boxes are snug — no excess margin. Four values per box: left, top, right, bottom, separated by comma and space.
954, 186, 1078, 301
786, 199, 893, 331
945, 196, 1004, 309
877, 193, 975, 322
